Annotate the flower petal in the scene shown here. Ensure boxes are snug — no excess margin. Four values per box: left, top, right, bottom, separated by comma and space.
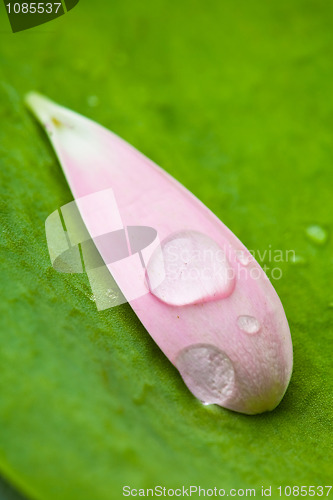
26, 92, 293, 414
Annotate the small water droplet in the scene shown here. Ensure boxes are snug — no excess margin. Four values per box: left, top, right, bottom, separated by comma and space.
305, 224, 328, 245
87, 95, 99, 107
147, 231, 235, 306
290, 254, 307, 265
237, 315, 261, 334
235, 249, 252, 266
89, 293, 96, 302
175, 344, 235, 405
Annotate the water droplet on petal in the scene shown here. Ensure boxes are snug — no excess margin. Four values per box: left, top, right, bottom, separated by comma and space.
235, 249, 252, 266
305, 224, 328, 245
175, 344, 235, 405
237, 315, 261, 334
147, 231, 235, 306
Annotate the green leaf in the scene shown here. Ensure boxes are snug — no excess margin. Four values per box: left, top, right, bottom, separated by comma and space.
0, 0, 332, 499
0, 475, 27, 500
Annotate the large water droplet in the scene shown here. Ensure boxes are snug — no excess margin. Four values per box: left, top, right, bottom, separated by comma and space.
305, 224, 328, 245
175, 344, 235, 405
237, 315, 261, 334
146, 231, 235, 306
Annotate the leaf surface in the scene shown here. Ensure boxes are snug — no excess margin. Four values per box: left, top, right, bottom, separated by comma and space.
0, 0, 332, 498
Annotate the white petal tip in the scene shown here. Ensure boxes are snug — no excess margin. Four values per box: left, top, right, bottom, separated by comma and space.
25, 92, 60, 128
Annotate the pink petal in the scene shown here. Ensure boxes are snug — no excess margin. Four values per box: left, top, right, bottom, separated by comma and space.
26, 92, 293, 414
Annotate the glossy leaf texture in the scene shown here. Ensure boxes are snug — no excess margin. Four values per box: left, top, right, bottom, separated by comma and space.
0, 0, 332, 498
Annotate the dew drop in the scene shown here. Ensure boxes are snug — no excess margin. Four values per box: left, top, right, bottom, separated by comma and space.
305, 224, 328, 245
290, 254, 307, 265
237, 315, 261, 334
175, 344, 235, 405
146, 231, 235, 306
87, 95, 99, 107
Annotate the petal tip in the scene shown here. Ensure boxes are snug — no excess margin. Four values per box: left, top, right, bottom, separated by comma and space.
25, 92, 58, 128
